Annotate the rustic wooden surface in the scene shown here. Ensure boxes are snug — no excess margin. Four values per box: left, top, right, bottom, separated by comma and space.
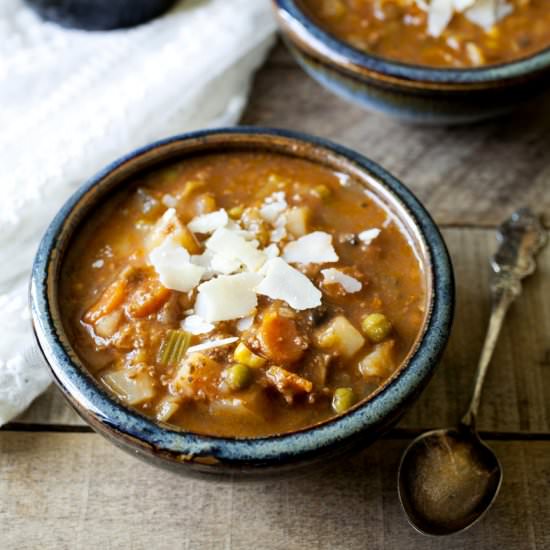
2, 42, 550, 549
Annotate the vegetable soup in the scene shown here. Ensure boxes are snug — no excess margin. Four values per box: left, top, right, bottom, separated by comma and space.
60, 152, 427, 437
300, 0, 550, 68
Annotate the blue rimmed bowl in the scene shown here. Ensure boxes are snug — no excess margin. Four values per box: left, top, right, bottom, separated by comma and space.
273, 0, 550, 124
30, 127, 454, 478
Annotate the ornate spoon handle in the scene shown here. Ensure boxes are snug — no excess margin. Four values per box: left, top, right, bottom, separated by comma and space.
462, 208, 547, 428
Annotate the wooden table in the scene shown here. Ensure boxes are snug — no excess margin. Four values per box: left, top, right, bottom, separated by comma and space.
2, 43, 550, 550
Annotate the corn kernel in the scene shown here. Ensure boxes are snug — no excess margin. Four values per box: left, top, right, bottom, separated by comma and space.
233, 342, 266, 368
312, 184, 332, 200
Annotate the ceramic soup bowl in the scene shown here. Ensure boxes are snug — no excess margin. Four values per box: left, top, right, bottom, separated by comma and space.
273, 0, 550, 125
31, 127, 454, 478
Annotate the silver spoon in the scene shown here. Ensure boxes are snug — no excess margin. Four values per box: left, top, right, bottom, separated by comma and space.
397, 208, 547, 536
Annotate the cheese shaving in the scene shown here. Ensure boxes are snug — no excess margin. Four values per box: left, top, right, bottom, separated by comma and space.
282, 231, 338, 264
464, 0, 513, 29
206, 227, 267, 272
417, 0, 513, 37
187, 337, 239, 355
181, 315, 215, 335
358, 228, 381, 246
149, 237, 205, 292
236, 315, 255, 332
259, 192, 287, 223
146, 208, 185, 251
187, 209, 228, 234
321, 269, 362, 293
195, 272, 263, 322
256, 257, 322, 310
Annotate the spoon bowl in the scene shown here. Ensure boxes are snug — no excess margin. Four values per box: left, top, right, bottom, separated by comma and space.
398, 426, 502, 536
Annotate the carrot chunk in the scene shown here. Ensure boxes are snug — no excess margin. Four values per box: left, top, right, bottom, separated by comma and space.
258, 308, 306, 365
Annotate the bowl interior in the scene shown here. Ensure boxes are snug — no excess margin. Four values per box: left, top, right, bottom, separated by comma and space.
31, 128, 452, 465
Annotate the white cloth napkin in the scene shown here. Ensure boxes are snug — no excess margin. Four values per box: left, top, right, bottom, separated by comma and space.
0, 0, 276, 425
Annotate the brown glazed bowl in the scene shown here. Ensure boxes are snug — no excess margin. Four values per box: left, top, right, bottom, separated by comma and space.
30, 127, 454, 479
273, 0, 550, 124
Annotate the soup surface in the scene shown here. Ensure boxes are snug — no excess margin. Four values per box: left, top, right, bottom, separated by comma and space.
61, 152, 426, 437
300, 0, 550, 68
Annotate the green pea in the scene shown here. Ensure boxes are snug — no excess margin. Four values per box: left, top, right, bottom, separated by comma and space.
332, 387, 355, 414
361, 313, 392, 343
224, 364, 252, 391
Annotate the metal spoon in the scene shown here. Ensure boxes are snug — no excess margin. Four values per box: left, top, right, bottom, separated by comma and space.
397, 208, 547, 536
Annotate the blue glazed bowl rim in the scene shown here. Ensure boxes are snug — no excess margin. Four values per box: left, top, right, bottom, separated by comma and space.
275, 0, 550, 84
31, 126, 454, 465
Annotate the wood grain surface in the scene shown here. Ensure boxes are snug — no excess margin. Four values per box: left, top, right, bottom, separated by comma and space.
1, 431, 549, 550
3, 42, 550, 550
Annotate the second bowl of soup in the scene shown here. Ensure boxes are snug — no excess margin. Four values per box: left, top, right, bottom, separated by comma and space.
273, 0, 550, 123
31, 128, 453, 477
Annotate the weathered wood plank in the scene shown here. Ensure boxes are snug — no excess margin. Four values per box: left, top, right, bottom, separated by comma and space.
1, 431, 548, 550
14, 227, 550, 434
242, 52, 550, 228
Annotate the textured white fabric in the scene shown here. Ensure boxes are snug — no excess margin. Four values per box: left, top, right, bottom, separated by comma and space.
0, 0, 276, 425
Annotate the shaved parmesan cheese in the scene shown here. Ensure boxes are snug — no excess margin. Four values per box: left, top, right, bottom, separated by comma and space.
358, 228, 381, 246
424, 0, 454, 37
264, 243, 280, 260
237, 315, 255, 332
188, 209, 228, 234
256, 257, 322, 310
282, 231, 338, 265
210, 254, 242, 275
149, 237, 205, 292
195, 272, 263, 322
207, 227, 266, 272
147, 208, 185, 251
270, 216, 287, 243
260, 192, 287, 223
321, 269, 362, 293
181, 315, 215, 335
187, 337, 239, 355
465, 0, 512, 29
191, 249, 215, 273
162, 194, 178, 208
417, 0, 512, 36
335, 172, 351, 186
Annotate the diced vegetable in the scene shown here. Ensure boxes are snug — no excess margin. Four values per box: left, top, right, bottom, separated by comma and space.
312, 184, 332, 200
223, 364, 252, 391
258, 307, 306, 364
209, 389, 268, 423
158, 330, 191, 367
361, 313, 392, 343
228, 205, 244, 219
181, 179, 206, 198
332, 387, 355, 414
315, 316, 365, 358
93, 310, 122, 339
285, 206, 311, 238
358, 340, 395, 379
179, 225, 202, 255
171, 353, 223, 399
265, 366, 313, 403
156, 397, 181, 422
195, 193, 217, 215
126, 276, 172, 318
83, 272, 128, 324
101, 369, 155, 405
233, 342, 266, 368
